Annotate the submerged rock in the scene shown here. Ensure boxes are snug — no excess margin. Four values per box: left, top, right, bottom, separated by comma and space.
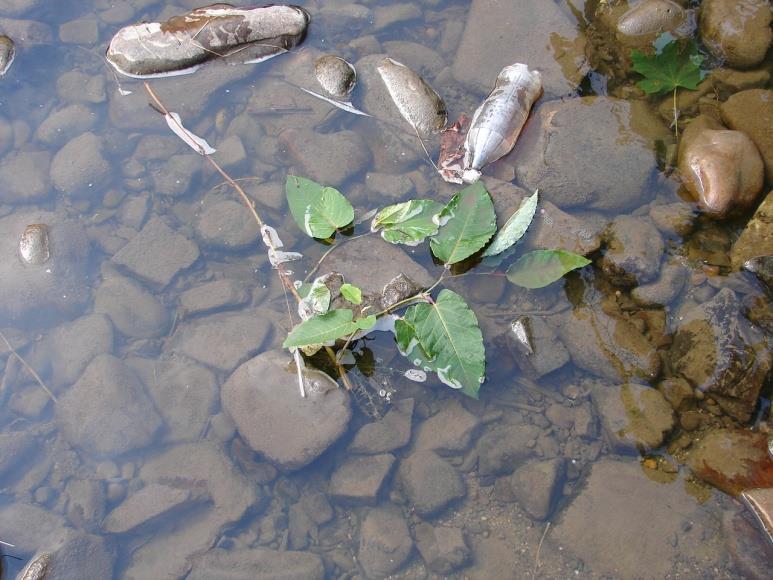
731, 191, 773, 270
221, 349, 351, 471
415, 523, 470, 575
314, 55, 356, 98
617, 0, 686, 37
17, 530, 115, 580
700, 0, 772, 69
377, 56, 447, 136
106, 4, 310, 78
721, 89, 773, 185
678, 120, 765, 218
600, 216, 664, 286
188, 548, 324, 580
0, 34, 14, 76
669, 288, 770, 422
358, 506, 414, 578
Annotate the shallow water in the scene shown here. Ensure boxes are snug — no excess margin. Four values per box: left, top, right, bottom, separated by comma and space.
0, 1, 771, 578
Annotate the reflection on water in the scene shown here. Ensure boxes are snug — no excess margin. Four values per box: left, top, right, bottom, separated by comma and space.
0, 1, 771, 578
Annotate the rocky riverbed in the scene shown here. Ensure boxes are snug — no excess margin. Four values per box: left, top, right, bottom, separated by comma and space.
0, 1, 771, 579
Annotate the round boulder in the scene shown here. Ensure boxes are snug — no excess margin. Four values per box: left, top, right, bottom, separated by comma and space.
221, 349, 351, 471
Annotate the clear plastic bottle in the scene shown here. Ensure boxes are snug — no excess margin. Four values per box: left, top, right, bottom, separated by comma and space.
462, 63, 542, 183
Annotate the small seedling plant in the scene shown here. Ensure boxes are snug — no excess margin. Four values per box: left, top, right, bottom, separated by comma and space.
631, 33, 707, 138
281, 176, 590, 399
143, 83, 590, 400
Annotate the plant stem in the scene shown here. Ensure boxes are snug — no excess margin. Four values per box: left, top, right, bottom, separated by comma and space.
672, 86, 678, 140
0, 330, 56, 403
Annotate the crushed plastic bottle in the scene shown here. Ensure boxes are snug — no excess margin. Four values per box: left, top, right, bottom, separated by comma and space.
462, 63, 542, 183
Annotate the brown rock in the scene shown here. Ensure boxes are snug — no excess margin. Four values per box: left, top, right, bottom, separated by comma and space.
731, 191, 773, 270
700, 0, 772, 69
721, 89, 773, 185
678, 121, 764, 218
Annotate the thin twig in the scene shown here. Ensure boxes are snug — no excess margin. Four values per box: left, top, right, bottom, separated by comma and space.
532, 522, 551, 579
0, 539, 15, 547
0, 330, 56, 403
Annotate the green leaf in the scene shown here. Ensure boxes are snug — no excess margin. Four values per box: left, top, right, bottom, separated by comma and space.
283, 309, 376, 348
430, 182, 497, 264
506, 249, 591, 289
372, 200, 444, 246
397, 289, 485, 398
482, 189, 539, 257
300, 277, 332, 316
631, 39, 705, 96
340, 283, 362, 304
285, 175, 354, 239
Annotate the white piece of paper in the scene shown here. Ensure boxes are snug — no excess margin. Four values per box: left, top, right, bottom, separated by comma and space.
165, 111, 216, 155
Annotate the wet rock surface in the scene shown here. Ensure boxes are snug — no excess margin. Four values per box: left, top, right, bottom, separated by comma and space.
398, 450, 466, 516
349, 398, 414, 454
669, 288, 770, 422
0, 150, 52, 204
509, 97, 658, 212
43, 313, 113, 389
731, 191, 773, 270
414, 399, 481, 455
721, 89, 773, 184
590, 382, 675, 452
17, 529, 115, 580
678, 119, 765, 218
194, 193, 259, 251
476, 424, 539, 478
56, 354, 163, 457
188, 548, 325, 580
222, 349, 351, 471
415, 523, 470, 575
106, 5, 310, 78
358, 506, 413, 578
329, 453, 395, 505
506, 315, 571, 379
552, 459, 725, 578
315, 55, 356, 98
700, 0, 772, 69
50, 132, 111, 198
503, 458, 565, 520
600, 216, 664, 286
103, 483, 206, 535
280, 128, 371, 187
94, 271, 169, 339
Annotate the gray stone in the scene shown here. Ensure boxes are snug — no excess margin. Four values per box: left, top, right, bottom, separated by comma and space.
669, 288, 770, 422
194, 193, 259, 250
118, 192, 150, 229
0, 149, 51, 204
0, 430, 36, 482
35, 104, 97, 147
506, 316, 570, 379
507, 458, 564, 520
179, 279, 250, 316
50, 132, 111, 197
510, 97, 657, 213
590, 382, 675, 453
631, 259, 689, 306
0, 211, 90, 325
94, 273, 169, 338
59, 17, 99, 44
358, 506, 413, 578
558, 306, 661, 382
415, 523, 470, 575
329, 454, 395, 505
44, 313, 113, 389
452, 0, 586, 96
0, 17, 52, 46
398, 450, 466, 517
0, 502, 66, 554
349, 398, 414, 454
125, 442, 259, 579
189, 548, 325, 580
112, 216, 199, 288
280, 128, 371, 187
476, 424, 539, 478
524, 199, 604, 256
222, 349, 351, 471
56, 354, 163, 457
552, 459, 725, 578
64, 478, 105, 530
171, 310, 272, 372
56, 71, 106, 104
128, 356, 218, 443
372, 2, 421, 31
16, 529, 115, 580
601, 216, 664, 286
414, 399, 481, 455
103, 483, 205, 535
150, 154, 201, 197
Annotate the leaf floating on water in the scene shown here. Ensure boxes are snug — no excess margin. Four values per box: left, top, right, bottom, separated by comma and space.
299, 87, 371, 117
261, 224, 303, 267
482, 189, 539, 257
372, 199, 444, 246
506, 249, 591, 289
340, 283, 362, 304
164, 111, 216, 155
283, 309, 376, 348
298, 276, 332, 320
430, 182, 497, 265
396, 289, 485, 398
285, 175, 354, 239
631, 38, 705, 95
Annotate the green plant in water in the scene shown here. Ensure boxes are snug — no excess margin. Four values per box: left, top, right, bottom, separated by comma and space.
283, 178, 590, 399
631, 34, 706, 138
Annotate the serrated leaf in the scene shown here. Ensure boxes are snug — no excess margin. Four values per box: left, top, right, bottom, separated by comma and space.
285, 175, 354, 239
283, 309, 376, 348
631, 39, 705, 96
397, 289, 485, 398
482, 190, 539, 257
372, 199, 444, 246
506, 249, 591, 289
430, 182, 497, 264
340, 283, 362, 304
